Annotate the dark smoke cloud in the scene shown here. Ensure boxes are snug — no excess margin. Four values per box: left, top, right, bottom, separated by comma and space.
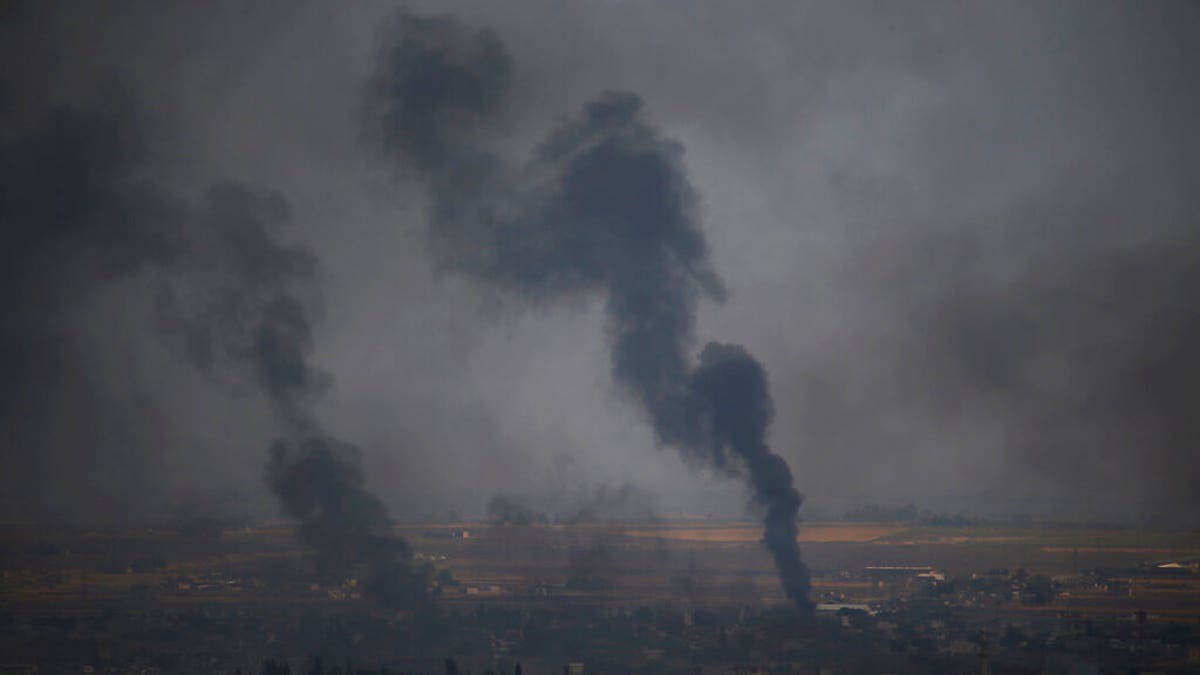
562, 483, 657, 525
822, 193, 1200, 516
153, 182, 328, 430
688, 344, 809, 609
152, 182, 428, 606
367, 11, 811, 612
7, 0, 1197, 534
0, 80, 187, 518
0, 74, 424, 605
486, 495, 547, 527
488, 482, 656, 526
268, 437, 428, 609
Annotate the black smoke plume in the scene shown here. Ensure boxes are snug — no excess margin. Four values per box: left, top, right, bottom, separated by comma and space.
488, 483, 656, 526
367, 12, 812, 612
1, 81, 423, 606
561, 483, 658, 526
267, 437, 427, 608
0, 81, 187, 517
154, 184, 428, 607
486, 495, 547, 527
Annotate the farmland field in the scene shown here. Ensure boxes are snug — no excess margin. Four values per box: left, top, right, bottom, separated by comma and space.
4, 520, 1200, 673
3, 520, 1198, 612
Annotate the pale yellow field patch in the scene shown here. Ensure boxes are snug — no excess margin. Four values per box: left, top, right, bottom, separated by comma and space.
617, 523, 907, 543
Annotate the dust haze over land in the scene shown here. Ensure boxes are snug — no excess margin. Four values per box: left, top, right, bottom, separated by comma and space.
2, 0, 1199, 540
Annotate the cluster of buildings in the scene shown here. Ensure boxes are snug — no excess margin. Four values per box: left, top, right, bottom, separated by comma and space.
5, 533, 1200, 673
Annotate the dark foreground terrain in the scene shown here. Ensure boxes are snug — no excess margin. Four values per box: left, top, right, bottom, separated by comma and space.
2, 521, 1199, 674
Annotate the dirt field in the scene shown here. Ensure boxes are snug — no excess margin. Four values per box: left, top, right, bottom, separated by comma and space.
4, 520, 1199, 614
613, 523, 907, 543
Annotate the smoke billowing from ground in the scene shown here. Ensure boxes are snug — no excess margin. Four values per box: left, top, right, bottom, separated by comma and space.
0, 79, 422, 607
367, 11, 812, 612
0, 82, 185, 517
158, 178, 426, 607
486, 495, 548, 527
688, 344, 810, 609
9, 1, 1194, 603
487, 483, 657, 526
563, 483, 658, 526
267, 437, 428, 608
159, 172, 427, 607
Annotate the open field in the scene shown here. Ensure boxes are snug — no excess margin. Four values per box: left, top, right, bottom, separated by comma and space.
4, 520, 1200, 673
3, 520, 1199, 611
397, 522, 1200, 614
609, 523, 907, 543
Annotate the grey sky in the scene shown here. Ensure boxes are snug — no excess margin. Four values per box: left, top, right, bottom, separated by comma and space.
2, 1, 1197, 524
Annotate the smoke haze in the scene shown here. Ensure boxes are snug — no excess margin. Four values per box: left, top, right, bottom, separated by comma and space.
0, 30, 422, 604
365, 11, 814, 608
2, 1, 1198, 538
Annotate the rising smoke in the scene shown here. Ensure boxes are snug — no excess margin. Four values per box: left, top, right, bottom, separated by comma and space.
0, 79, 424, 606
6, 0, 1198, 538
267, 437, 428, 609
0, 80, 186, 517
488, 482, 657, 526
155, 183, 428, 608
367, 11, 813, 612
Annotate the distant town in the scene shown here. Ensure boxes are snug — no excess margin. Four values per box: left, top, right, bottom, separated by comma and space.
2, 517, 1198, 674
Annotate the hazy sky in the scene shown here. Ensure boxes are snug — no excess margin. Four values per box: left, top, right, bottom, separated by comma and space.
3, 1, 1198, 524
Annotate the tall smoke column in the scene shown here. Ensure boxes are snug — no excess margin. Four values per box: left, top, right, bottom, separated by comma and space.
367, 11, 812, 612
689, 344, 811, 609
156, 181, 429, 609
0, 81, 423, 606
